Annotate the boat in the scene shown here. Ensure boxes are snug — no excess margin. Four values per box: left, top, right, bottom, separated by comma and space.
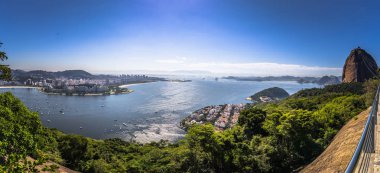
123, 123, 128, 126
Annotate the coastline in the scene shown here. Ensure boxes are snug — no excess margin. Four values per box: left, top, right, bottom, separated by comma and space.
40, 89, 134, 96
0, 86, 41, 89
119, 81, 155, 88
0, 85, 134, 96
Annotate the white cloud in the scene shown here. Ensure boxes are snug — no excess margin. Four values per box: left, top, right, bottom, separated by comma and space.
151, 58, 342, 76
172, 62, 341, 76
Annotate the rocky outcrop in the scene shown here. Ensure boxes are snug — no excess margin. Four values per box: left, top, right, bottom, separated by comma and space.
249, 87, 289, 102
317, 75, 341, 85
342, 47, 378, 83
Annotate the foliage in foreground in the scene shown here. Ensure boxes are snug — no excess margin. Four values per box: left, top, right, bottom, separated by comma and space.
0, 43, 11, 81
1, 81, 379, 172
0, 92, 59, 172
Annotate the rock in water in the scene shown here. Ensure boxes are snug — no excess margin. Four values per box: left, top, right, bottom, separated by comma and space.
342, 47, 378, 83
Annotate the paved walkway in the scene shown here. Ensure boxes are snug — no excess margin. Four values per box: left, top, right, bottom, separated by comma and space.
372, 98, 380, 173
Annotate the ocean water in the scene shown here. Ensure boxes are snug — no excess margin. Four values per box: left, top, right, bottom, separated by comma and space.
0, 79, 320, 143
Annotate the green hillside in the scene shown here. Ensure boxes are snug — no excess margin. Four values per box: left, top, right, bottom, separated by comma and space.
250, 87, 290, 102
0, 80, 378, 172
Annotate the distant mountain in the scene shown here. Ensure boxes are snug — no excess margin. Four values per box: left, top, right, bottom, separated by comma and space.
12, 70, 54, 81
223, 75, 341, 85
317, 75, 341, 85
11, 69, 95, 81
54, 70, 93, 79
223, 75, 319, 82
342, 47, 378, 83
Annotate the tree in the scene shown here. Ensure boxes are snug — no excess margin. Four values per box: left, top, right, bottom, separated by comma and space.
0, 42, 11, 81
0, 92, 47, 172
185, 124, 221, 173
238, 107, 267, 136
58, 135, 88, 168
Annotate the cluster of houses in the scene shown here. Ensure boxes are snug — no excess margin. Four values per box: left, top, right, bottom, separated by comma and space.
17, 77, 132, 95
181, 103, 247, 130
23, 77, 128, 88
259, 96, 273, 102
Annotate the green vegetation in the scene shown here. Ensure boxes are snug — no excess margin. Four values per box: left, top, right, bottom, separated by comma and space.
0, 92, 60, 172
0, 43, 11, 81
1, 81, 377, 173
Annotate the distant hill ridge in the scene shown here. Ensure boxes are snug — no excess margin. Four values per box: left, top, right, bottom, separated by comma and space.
54, 70, 93, 78
12, 69, 94, 80
9, 70, 130, 83
223, 75, 341, 85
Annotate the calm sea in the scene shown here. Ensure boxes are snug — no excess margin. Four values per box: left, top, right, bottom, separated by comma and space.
0, 79, 320, 143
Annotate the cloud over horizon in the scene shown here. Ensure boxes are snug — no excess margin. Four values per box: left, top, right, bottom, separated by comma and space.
153, 59, 341, 76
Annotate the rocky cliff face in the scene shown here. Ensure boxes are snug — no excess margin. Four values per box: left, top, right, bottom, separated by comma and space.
342, 47, 378, 83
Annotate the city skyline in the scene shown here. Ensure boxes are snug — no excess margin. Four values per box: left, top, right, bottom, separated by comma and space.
1, 0, 380, 76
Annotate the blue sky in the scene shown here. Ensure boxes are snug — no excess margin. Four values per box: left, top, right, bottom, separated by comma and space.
1, 0, 380, 76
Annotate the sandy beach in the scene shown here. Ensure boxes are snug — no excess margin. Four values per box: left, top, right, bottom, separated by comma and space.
118, 82, 155, 88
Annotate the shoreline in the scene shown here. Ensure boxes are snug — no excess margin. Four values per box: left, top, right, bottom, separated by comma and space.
119, 81, 156, 88
40, 89, 134, 96
0, 86, 41, 89
0, 85, 134, 96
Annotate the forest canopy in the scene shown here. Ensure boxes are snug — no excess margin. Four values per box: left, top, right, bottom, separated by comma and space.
0, 80, 379, 172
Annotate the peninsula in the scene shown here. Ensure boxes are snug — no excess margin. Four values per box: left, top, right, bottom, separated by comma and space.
0, 69, 166, 96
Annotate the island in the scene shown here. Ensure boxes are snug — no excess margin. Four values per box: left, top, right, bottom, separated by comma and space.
248, 87, 290, 102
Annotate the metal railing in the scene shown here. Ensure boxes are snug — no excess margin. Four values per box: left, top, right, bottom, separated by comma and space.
345, 86, 380, 173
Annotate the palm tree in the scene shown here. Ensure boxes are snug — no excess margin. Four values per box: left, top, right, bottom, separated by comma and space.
0, 42, 11, 81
